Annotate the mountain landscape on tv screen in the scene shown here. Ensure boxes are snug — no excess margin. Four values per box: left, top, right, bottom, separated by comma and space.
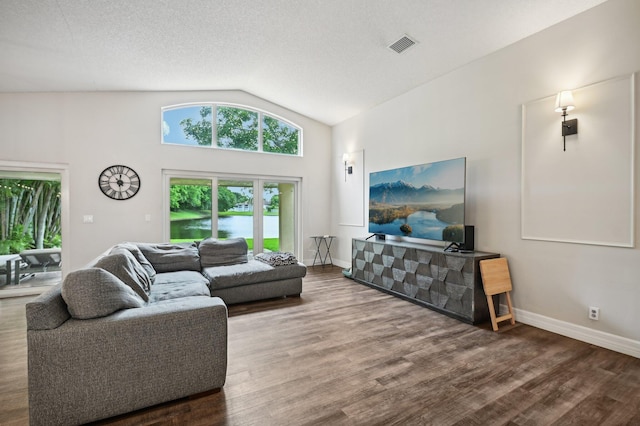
368, 157, 466, 241
369, 180, 464, 230
369, 180, 463, 206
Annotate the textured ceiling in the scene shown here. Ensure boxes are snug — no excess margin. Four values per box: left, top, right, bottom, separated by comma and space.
0, 0, 608, 125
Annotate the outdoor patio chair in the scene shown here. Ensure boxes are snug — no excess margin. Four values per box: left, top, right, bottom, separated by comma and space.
19, 248, 62, 273
0, 257, 33, 285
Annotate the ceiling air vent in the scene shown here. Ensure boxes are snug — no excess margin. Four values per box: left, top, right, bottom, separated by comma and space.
387, 34, 418, 54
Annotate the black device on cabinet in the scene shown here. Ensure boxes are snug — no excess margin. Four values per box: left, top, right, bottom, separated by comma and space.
444, 225, 474, 252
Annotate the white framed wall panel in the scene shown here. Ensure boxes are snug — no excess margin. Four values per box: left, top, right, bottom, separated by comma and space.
521, 74, 636, 247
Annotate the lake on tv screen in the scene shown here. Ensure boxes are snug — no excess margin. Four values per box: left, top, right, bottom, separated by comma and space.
368, 210, 450, 240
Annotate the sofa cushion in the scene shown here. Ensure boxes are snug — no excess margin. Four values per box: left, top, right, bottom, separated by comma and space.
150, 271, 211, 302
61, 268, 145, 319
137, 242, 201, 273
203, 259, 307, 290
199, 237, 248, 267
95, 249, 152, 302
111, 242, 157, 284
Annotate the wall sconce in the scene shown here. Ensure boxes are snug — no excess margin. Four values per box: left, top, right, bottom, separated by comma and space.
342, 153, 353, 181
555, 90, 578, 151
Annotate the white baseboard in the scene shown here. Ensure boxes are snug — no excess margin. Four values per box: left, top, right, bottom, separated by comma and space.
303, 258, 351, 269
509, 306, 640, 359
331, 258, 351, 269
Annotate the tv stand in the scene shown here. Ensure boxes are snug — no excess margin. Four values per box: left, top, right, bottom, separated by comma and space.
351, 238, 499, 324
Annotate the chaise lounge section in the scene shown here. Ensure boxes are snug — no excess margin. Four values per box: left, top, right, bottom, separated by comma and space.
133, 237, 307, 304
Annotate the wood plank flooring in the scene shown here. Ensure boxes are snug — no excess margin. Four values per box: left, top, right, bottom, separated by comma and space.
1, 266, 639, 425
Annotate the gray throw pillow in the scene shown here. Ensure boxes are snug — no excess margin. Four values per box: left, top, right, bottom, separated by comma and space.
199, 237, 248, 267
137, 242, 201, 273
61, 268, 145, 320
111, 242, 157, 284
95, 249, 152, 301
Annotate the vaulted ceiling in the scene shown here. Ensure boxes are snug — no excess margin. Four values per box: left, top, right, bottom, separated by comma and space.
0, 0, 608, 125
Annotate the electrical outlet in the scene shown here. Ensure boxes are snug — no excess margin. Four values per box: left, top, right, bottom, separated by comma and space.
589, 306, 600, 321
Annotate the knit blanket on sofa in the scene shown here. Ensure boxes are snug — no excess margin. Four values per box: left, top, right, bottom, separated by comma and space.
254, 252, 298, 267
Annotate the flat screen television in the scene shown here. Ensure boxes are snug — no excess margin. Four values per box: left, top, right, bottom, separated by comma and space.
368, 157, 466, 245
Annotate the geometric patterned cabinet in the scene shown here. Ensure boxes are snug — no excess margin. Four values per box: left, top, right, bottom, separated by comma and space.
352, 238, 499, 324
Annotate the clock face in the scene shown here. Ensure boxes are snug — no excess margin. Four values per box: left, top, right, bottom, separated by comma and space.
98, 165, 141, 200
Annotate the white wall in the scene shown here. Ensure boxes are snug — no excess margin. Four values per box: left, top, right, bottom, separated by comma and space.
331, 0, 640, 354
0, 90, 332, 270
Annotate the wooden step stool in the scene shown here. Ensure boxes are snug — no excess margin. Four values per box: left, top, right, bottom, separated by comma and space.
479, 257, 516, 331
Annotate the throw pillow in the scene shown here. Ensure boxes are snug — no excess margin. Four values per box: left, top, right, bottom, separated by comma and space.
111, 242, 157, 284
199, 237, 248, 267
61, 268, 145, 320
254, 252, 298, 266
95, 249, 152, 301
137, 242, 201, 273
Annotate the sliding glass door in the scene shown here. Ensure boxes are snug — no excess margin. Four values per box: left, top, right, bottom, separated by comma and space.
217, 179, 254, 249
167, 173, 299, 257
264, 181, 295, 253
169, 178, 213, 241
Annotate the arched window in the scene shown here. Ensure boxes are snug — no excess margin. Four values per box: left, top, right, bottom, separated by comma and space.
162, 104, 301, 156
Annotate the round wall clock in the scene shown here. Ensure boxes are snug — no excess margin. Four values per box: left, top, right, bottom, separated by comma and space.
98, 165, 141, 200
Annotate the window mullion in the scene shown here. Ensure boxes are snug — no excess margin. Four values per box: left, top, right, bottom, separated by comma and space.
258, 111, 263, 152
253, 179, 264, 254
212, 104, 218, 147
211, 177, 218, 238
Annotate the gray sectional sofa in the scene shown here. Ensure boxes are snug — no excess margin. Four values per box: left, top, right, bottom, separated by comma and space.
26, 237, 307, 425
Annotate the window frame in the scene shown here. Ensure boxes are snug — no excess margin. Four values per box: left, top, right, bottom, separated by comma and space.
162, 169, 303, 259
161, 103, 303, 156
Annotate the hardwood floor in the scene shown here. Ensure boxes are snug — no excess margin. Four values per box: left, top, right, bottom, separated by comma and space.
1, 266, 639, 425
